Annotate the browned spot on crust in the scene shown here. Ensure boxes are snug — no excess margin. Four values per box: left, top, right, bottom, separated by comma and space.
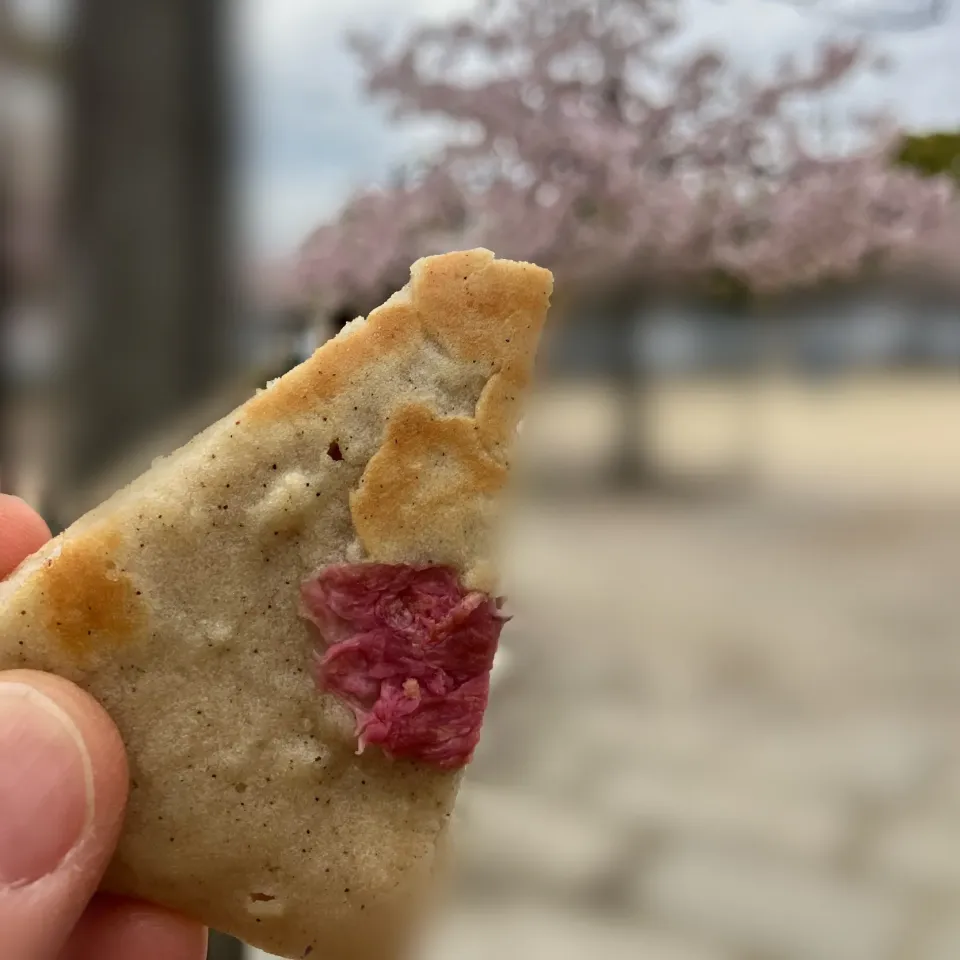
414, 250, 551, 370
350, 402, 506, 568
244, 298, 415, 424
243, 250, 551, 428
39, 529, 144, 655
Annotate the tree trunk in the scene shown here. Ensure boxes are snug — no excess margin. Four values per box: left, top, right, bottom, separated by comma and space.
739, 303, 771, 486
607, 301, 654, 488
56, 0, 236, 528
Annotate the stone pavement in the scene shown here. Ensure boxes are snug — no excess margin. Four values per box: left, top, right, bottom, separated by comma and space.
251, 494, 960, 960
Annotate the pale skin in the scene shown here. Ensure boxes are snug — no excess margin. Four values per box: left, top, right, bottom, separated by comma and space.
0, 494, 207, 960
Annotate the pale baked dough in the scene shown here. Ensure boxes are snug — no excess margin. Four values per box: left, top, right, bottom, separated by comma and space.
0, 249, 553, 958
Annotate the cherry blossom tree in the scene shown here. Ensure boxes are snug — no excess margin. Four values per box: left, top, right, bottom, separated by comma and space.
715, 148, 960, 296
341, 0, 876, 287
297, 0, 960, 484
298, 166, 467, 320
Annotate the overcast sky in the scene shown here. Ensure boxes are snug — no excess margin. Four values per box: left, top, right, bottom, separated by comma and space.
10, 0, 960, 257
238, 0, 960, 260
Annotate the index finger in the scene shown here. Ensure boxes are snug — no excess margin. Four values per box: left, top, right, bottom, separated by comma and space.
0, 495, 52, 579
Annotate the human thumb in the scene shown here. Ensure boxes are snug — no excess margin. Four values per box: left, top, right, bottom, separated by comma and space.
0, 670, 128, 960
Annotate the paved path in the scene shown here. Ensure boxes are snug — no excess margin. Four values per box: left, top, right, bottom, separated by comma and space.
253, 494, 960, 960
422, 497, 960, 960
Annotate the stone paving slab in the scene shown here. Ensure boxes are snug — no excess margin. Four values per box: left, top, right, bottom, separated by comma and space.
593, 766, 849, 861
452, 783, 624, 896
872, 811, 960, 890
635, 844, 910, 960
919, 918, 960, 960
418, 902, 731, 960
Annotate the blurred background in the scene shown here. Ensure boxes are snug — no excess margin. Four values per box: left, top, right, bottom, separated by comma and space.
4, 1, 960, 958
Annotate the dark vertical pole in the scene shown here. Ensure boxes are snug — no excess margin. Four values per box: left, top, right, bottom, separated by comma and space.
58, 0, 237, 527
180, 0, 238, 402
1, 0, 16, 495
605, 288, 653, 488
0, 127, 13, 495
207, 929, 246, 960
60, 5, 246, 953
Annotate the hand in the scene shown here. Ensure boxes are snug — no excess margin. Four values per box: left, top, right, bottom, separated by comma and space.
0, 494, 208, 960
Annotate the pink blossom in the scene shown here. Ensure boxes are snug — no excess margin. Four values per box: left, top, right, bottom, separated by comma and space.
298, 0, 960, 305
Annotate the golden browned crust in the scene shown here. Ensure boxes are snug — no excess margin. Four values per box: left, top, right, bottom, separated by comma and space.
246, 249, 549, 430
350, 402, 507, 575
246, 247, 552, 591
0, 249, 552, 958
37, 530, 146, 658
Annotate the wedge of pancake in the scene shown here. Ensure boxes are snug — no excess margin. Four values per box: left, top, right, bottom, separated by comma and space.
0, 249, 553, 958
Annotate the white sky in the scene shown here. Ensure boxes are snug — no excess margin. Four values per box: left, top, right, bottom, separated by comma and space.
12, 0, 960, 258
239, 0, 960, 258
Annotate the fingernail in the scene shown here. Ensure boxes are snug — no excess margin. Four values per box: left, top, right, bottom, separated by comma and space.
0, 683, 93, 885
